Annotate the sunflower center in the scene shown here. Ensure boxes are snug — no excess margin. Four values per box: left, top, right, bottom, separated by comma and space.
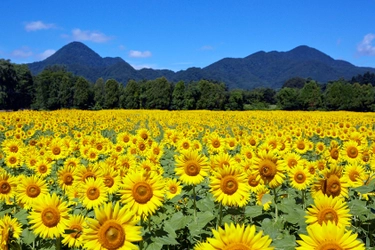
138, 143, 146, 151
86, 187, 100, 200
153, 148, 160, 155
141, 133, 148, 140
133, 182, 153, 204
182, 142, 190, 149
319, 242, 343, 250
104, 176, 115, 188
318, 208, 338, 225
184, 161, 201, 176
330, 148, 339, 160
30, 159, 37, 166
362, 153, 370, 162
297, 142, 305, 150
324, 175, 341, 197
347, 146, 358, 158
220, 176, 238, 195
123, 136, 130, 143
349, 171, 359, 182
41, 207, 60, 227
115, 146, 122, 152
245, 152, 252, 159
9, 156, 17, 164
248, 175, 259, 187
69, 224, 83, 238
294, 172, 306, 184
229, 141, 235, 147
169, 185, 177, 194
63, 173, 74, 186
0, 181, 11, 194
39, 165, 47, 173
225, 242, 250, 250
89, 152, 97, 159
259, 159, 277, 179
96, 144, 103, 151
308, 166, 316, 174
288, 159, 297, 168
52, 147, 61, 155
83, 172, 96, 181
26, 184, 41, 198
98, 220, 125, 250
212, 140, 221, 148
10, 145, 18, 153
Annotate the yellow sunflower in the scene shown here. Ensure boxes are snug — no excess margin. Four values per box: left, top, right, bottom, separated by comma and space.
341, 140, 363, 163
57, 165, 76, 191
61, 214, 86, 248
120, 170, 165, 217
279, 152, 304, 169
4, 153, 22, 168
16, 175, 48, 209
165, 178, 182, 200
256, 185, 272, 210
312, 165, 348, 199
33, 158, 53, 178
206, 132, 225, 154
83, 202, 142, 250
296, 221, 365, 250
289, 165, 313, 190
175, 150, 210, 185
78, 177, 108, 210
209, 165, 250, 207
343, 162, 367, 188
1, 139, 24, 155
0, 173, 17, 204
0, 215, 22, 249
101, 167, 122, 195
28, 193, 70, 239
211, 152, 237, 171
195, 223, 274, 250
252, 150, 285, 188
305, 194, 351, 228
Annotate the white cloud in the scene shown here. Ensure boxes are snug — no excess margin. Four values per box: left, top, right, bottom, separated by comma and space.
37, 49, 56, 60
131, 63, 156, 70
71, 28, 112, 43
357, 33, 375, 56
11, 47, 33, 58
25, 21, 55, 32
200, 45, 214, 51
129, 50, 152, 58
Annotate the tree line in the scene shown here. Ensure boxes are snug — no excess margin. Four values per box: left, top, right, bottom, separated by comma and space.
1, 59, 375, 111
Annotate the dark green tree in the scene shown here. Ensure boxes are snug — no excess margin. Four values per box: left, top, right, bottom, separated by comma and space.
225, 89, 244, 110
282, 77, 306, 89
276, 87, 300, 110
120, 80, 140, 109
141, 77, 172, 109
0, 59, 18, 109
73, 77, 90, 109
171, 81, 186, 110
104, 79, 120, 109
184, 82, 200, 110
298, 80, 322, 110
13, 64, 34, 109
93, 78, 105, 109
324, 80, 353, 110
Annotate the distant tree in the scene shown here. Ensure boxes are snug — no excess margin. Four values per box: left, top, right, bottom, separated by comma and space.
142, 77, 172, 109
323, 80, 353, 110
196, 80, 226, 110
225, 89, 244, 110
104, 79, 120, 109
171, 81, 185, 110
282, 77, 306, 89
58, 74, 74, 108
351, 71, 375, 86
0, 59, 18, 109
184, 82, 200, 110
93, 78, 105, 109
13, 64, 34, 109
120, 79, 140, 109
298, 80, 322, 110
73, 77, 90, 109
276, 87, 300, 110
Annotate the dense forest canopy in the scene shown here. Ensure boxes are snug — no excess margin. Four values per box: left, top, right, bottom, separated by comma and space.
2, 59, 375, 112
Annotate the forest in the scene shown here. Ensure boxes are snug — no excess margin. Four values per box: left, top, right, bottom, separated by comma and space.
1, 58, 375, 112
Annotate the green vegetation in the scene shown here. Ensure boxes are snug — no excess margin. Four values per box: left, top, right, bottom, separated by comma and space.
2, 58, 375, 111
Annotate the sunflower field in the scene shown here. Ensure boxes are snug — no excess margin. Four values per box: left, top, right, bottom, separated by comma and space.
0, 109, 374, 250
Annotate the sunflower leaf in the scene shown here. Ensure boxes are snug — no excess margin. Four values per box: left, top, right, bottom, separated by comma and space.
153, 235, 179, 245
245, 205, 262, 218
146, 242, 163, 250
21, 228, 36, 245
14, 208, 28, 225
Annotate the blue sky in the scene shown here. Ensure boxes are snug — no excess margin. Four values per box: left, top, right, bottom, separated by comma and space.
1, 1, 375, 71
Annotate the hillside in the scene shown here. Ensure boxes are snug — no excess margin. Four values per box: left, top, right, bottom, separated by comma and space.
27, 42, 375, 89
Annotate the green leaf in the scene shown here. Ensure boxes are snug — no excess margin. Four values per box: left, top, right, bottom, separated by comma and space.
245, 205, 262, 218
168, 212, 190, 231
154, 236, 179, 245
14, 208, 28, 225
146, 242, 163, 250
196, 193, 215, 212
21, 228, 36, 245
272, 234, 296, 250
349, 199, 369, 217
163, 221, 177, 238
261, 193, 273, 205
353, 180, 375, 194
188, 211, 215, 235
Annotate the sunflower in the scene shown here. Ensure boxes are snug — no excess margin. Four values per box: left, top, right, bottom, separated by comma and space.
4, 153, 22, 168
312, 165, 348, 198
175, 150, 210, 185
315, 141, 326, 155
252, 150, 285, 188
79, 177, 108, 210
33, 158, 53, 178
83, 202, 142, 250
0, 173, 17, 204
1, 139, 24, 155
289, 165, 313, 190
61, 214, 86, 248
256, 185, 272, 210
325, 140, 341, 163
246, 171, 262, 193
120, 170, 165, 217
296, 221, 365, 250
305, 194, 351, 228
209, 165, 250, 207
341, 140, 363, 163
211, 152, 237, 170
75, 164, 103, 184
206, 133, 225, 154
101, 167, 122, 195
165, 178, 182, 200
343, 162, 367, 188
178, 137, 193, 152
240, 146, 255, 161
16, 175, 48, 209
48, 138, 68, 160
116, 154, 137, 177
57, 165, 76, 191
279, 152, 304, 169
293, 138, 309, 154
28, 193, 70, 239
0, 215, 22, 249
195, 223, 274, 250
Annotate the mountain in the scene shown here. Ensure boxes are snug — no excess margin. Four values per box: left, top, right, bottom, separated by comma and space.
27, 42, 375, 89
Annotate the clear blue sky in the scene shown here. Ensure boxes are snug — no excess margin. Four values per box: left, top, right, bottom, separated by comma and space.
1, 1, 375, 71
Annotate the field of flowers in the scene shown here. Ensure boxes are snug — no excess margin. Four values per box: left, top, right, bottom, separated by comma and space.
0, 109, 374, 250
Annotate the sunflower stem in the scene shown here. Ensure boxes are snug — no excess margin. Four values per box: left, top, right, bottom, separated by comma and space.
193, 185, 197, 222
140, 216, 144, 250
301, 189, 306, 210
217, 202, 223, 229
273, 187, 278, 222
55, 237, 61, 250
